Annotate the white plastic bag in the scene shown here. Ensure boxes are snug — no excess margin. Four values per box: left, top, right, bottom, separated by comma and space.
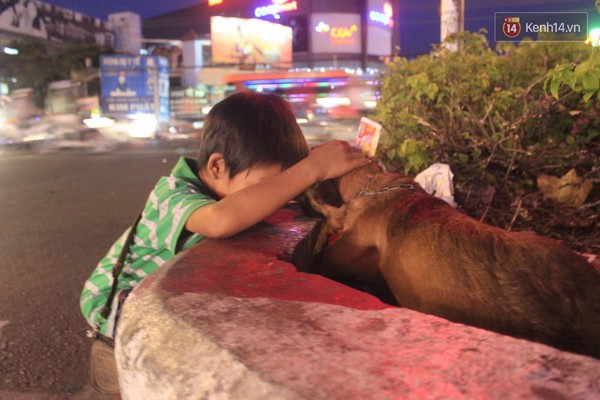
414, 163, 457, 208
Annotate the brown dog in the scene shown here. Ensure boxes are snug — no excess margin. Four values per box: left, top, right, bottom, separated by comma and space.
307, 162, 600, 359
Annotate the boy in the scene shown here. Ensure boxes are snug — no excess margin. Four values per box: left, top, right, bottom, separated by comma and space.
80, 91, 368, 338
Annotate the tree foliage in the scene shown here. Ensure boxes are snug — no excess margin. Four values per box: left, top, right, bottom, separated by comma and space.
0, 41, 101, 106
375, 31, 599, 251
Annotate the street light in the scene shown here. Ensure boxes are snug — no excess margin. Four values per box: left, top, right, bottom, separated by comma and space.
588, 27, 600, 47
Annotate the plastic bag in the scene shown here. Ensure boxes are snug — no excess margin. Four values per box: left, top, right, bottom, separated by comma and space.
414, 163, 457, 208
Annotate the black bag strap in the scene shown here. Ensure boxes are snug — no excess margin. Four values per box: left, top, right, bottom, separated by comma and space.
99, 210, 143, 322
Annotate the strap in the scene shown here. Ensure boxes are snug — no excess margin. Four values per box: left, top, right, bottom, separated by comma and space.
99, 211, 143, 322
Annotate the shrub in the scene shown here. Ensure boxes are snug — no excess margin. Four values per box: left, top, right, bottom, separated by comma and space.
375, 31, 599, 251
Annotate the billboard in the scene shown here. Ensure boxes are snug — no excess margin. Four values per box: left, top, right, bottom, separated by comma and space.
367, 0, 393, 56
100, 55, 169, 122
0, 0, 114, 48
310, 13, 362, 54
210, 16, 293, 65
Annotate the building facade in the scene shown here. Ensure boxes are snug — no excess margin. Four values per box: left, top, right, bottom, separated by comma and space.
143, 0, 400, 72
0, 0, 115, 50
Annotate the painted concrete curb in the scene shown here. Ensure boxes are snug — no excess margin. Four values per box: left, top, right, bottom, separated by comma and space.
115, 208, 600, 399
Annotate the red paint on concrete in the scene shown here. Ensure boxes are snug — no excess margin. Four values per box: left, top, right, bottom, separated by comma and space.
160, 205, 392, 311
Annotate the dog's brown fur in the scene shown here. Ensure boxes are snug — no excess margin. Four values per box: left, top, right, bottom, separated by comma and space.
307, 162, 600, 358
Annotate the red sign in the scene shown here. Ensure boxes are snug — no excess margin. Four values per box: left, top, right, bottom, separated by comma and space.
503, 17, 521, 38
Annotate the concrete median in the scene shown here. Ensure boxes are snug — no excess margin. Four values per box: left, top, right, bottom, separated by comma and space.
115, 206, 600, 399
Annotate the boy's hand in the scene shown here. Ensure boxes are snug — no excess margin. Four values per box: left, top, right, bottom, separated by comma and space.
308, 140, 370, 181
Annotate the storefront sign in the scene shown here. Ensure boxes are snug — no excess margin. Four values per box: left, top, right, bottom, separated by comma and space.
369, 2, 393, 27
315, 21, 358, 44
367, 0, 393, 56
254, 0, 298, 18
100, 55, 169, 121
311, 13, 361, 53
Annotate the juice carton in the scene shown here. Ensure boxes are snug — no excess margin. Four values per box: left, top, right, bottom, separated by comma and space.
354, 117, 382, 157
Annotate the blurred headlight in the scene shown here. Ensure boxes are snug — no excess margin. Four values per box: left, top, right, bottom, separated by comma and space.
315, 97, 351, 108
83, 117, 115, 129
126, 114, 157, 139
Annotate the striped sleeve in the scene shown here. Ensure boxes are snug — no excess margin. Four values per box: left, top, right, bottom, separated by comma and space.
151, 175, 215, 254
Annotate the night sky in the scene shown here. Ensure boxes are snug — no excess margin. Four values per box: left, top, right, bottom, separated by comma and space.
45, 0, 599, 56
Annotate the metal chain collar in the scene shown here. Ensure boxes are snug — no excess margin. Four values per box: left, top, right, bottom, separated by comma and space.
356, 175, 415, 197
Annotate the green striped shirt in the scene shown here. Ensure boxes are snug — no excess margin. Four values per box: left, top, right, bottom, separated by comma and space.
80, 157, 215, 337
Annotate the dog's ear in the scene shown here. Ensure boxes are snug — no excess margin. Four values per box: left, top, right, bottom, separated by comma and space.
312, 179, 345, 208
306, 180, 348, 249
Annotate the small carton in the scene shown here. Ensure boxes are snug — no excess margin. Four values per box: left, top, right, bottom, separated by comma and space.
354, 117, 382, 157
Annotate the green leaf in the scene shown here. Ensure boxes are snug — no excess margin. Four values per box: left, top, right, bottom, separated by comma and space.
550, 78, 561, 99
574, 62, 589, 78
563, 70, 576, 90
582, 74, 599, 93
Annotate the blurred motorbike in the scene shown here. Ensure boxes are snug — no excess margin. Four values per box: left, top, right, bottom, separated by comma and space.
1, 113, 118, 154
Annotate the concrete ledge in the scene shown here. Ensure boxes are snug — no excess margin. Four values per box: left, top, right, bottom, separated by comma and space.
115, 207, 600, 399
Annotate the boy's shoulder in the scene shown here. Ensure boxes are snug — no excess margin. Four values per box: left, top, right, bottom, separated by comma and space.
171, 157, 201, 181
150, 157, 216, 204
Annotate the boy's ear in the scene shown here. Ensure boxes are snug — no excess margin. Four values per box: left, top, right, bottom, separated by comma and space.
206, 153, 228, 179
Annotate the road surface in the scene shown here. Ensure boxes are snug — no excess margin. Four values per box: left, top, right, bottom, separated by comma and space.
0, 123, 357, 399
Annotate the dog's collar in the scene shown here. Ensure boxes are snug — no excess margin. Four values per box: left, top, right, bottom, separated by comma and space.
356, 175, 415, 198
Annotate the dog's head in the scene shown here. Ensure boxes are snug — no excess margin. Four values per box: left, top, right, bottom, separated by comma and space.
306, 162, 383, 231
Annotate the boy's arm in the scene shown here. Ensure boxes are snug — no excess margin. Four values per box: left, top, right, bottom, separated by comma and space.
186, 140, 368, 239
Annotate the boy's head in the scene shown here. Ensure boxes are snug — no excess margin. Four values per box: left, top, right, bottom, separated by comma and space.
197, 91, 309, 178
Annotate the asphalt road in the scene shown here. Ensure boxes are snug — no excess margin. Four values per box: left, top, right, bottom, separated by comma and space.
0, 143, 203, 399
0, 123, 354, 399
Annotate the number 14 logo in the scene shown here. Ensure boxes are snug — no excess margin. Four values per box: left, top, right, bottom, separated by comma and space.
503, 17, 521, 38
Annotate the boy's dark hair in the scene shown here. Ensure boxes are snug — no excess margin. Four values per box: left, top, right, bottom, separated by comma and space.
198, 91, 309, 177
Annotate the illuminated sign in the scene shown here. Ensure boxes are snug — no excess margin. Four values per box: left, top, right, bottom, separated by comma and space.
332, 25, 358, 40
315, 21, 329, 33
100, 55, 169, 122
369, 2, 394, 27
209, 0, 223, 5
311, 14, 361, 53
210, 17, 292, 65
366, 0, 393, 56
255, 0, 298, 18
315, 21, 358, 44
